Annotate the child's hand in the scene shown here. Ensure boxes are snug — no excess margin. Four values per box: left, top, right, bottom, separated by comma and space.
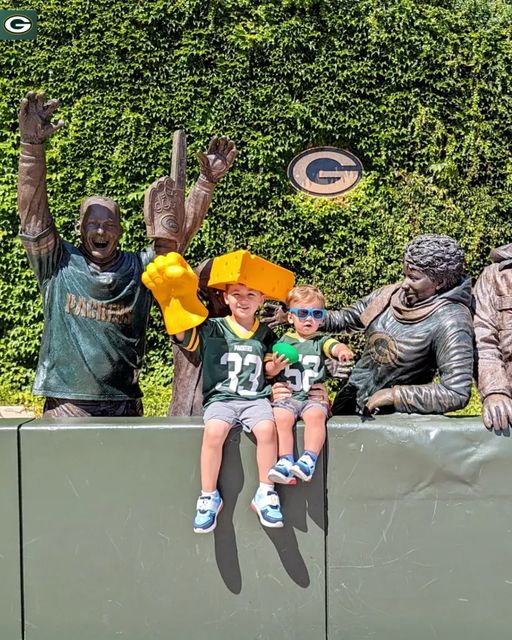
333, 343, 354, 362
265, 353, 290, 378
308, 382, 329, 404
271, 381, 293, 402
273, 352, 290, 372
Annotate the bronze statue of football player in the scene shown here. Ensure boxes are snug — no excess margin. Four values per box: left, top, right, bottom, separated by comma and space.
18, 91, 236, 417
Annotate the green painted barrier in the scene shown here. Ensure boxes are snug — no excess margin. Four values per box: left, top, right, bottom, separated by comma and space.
326, 415, 511, 640
13, 414, 512, 639
19, 418, 325, 640
0, 419, 23, 640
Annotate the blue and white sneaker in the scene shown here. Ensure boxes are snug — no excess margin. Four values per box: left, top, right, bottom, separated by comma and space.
268, 458, 297, 485
290, 453, 317, 482
193, 492, 224, 533
251, 490, 284, 528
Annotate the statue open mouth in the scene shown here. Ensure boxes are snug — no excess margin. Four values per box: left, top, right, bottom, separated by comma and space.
400, 290, 414, 306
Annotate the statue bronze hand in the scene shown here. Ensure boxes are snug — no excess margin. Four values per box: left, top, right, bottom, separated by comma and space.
260, 302, 289, 329
365, 388, 395, 414
483, 393, 512, 431
197, 135, 237, 183
325, 358, 354, 380
19, 91, 64, 144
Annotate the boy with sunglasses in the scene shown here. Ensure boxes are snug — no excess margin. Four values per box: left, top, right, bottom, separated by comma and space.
265, 286, 353, 484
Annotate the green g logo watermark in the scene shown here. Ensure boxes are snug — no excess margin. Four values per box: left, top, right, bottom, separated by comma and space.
0, 10, 37, 40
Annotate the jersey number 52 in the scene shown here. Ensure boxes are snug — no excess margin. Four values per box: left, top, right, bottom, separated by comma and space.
285, 355, 321, 392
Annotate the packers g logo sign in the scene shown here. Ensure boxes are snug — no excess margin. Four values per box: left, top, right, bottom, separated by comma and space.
0, 11, 37, 40
287, 147, 363, 198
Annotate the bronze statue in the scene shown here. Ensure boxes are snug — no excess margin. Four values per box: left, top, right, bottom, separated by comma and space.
17, 91, 236, 417
474, 243, 512, 431
269, 235, 474, 416
168, 259, 229, 416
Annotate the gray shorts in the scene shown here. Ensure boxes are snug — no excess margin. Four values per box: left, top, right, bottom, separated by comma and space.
272, 397, 329, 421
203, 398, 274, 433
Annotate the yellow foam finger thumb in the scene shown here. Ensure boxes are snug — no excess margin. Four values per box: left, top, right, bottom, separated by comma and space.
163, 294, 209, 335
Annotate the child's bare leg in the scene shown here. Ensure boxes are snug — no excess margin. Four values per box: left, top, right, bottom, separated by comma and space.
251, 419, 284, 528
302, 406, 327, 455
290, 406, 327, 482
273, 407, 296, 457
268, 408, 298, 485
200, 419, 232, 491
251, 419, 278, 482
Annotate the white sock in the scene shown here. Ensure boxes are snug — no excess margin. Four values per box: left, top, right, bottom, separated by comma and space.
201, 489, 218, 498
258, 482, 274, 494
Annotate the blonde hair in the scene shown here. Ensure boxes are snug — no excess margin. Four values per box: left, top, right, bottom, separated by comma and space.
286, 285, 325, 309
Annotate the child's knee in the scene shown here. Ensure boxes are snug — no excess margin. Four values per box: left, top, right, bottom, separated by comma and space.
274, 408, 296, 430
253, 419, 276, 442
303, 408, 327, 426
203, 421, 231, 446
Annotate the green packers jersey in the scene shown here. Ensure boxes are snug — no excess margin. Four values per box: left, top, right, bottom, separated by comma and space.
21, 230, 154, 400
177, 317, 276, 407
275, 331, 339, 401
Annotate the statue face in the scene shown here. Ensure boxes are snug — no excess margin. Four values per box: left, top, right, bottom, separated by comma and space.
401, 264, 439, 306
80, 204, 121, 265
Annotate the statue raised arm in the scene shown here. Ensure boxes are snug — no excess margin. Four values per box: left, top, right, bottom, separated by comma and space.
18, 91, 64, 237
17, 91, 236, 417
147, 133, 237, 256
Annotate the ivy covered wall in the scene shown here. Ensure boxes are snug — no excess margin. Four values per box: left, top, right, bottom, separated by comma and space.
1, 0, 511, 401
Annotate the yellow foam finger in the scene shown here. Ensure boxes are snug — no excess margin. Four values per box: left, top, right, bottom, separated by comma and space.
141, 272, 154, 289
165, 264, 187, 280
153, 254, 169, 269
165, 252, 187, 268
144, 262, 159, 278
